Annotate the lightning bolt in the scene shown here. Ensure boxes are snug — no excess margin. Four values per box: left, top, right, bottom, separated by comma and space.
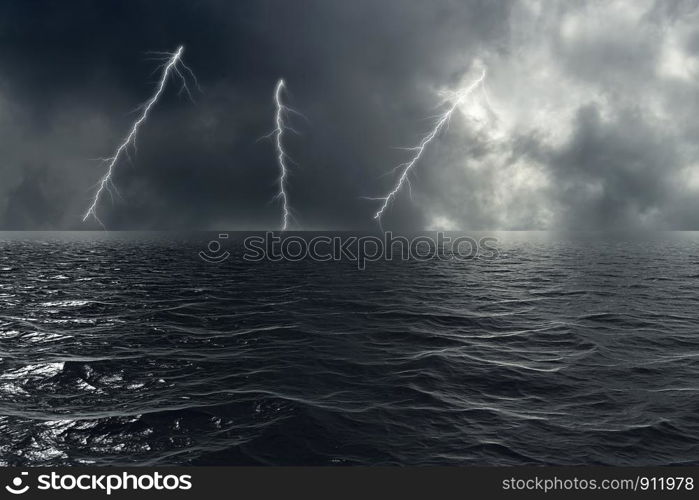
83, 45, 199, 227
265, 78, 303, 231
371, 68, 487, 222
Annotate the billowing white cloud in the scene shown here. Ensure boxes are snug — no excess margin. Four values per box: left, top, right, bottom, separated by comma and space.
411, 0, 699, 230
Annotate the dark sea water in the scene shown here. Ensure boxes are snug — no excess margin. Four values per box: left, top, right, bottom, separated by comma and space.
2, 231, 699, 466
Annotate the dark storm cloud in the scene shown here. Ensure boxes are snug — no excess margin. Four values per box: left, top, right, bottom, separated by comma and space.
0, 0, 512, 229
549, 105, 677, 229
0, 0, 698, 230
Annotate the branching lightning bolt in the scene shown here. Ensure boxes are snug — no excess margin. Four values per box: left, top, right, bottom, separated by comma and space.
264, 79, 303, 231
371, 68, 487, 222
83, 45, 199, 227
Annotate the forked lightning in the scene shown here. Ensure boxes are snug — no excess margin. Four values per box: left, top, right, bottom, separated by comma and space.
371, 68, 487, 222
265, 79, 303, 231
83, 45, 198, 227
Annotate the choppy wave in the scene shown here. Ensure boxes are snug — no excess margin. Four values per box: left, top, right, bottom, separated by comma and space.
1, 232, 699, 465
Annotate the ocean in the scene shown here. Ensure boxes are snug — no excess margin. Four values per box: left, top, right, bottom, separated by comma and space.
1, 231, 699, 466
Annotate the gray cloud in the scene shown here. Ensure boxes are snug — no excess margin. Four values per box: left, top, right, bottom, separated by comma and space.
0, 0, 698, 230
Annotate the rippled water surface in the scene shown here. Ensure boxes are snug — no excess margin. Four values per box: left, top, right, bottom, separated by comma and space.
2, 231, 699, 465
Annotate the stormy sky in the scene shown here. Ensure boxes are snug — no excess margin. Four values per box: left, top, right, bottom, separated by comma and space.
1, 0, 698, 230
